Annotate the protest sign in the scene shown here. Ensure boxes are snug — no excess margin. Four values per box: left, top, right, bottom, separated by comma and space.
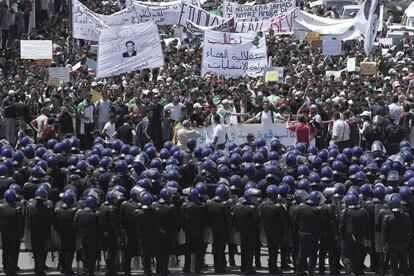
222, 0, 296, 21
178, 3, 227, 28
97, 21, 164, 79
198, 123, 296, 147
378, 37, 393, 46
36, 59, 53, 66
360, 62, 377, 75
233, 8, 298, 33
347, 57, 356, 72
201, 30, 268, 79
263, 66, 284, 83
185, 18, 234, 35
91, 90, 103, 103
48, 67, 71, 86
265, 71, 278, 82
325, 71, 342, 81
322, 39, 342, 56
20, 40, 53, 60
72, 0, 108, 41
294, 10, 361, 41
132, 2, 182, 25
305, 32, 320, 41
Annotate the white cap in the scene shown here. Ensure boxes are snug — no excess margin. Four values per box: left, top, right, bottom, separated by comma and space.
361, 111, 371, 117
8, 90, 15, 95
193, 103, 202, 109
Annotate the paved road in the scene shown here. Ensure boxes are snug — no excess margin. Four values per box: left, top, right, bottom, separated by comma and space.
1, 244, 376, 275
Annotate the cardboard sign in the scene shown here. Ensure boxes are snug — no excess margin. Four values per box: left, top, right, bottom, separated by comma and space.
305, 32, 320, 42
21, 40, 53, 60
265, 71, 279, 82
36, 59, 53, 66
360, 62, 377, 76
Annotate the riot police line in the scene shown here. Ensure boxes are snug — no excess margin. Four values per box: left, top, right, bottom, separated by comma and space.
0, 135, 412, 276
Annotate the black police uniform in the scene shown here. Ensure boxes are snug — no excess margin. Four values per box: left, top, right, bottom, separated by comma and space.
154, 199, 178, 276
260, 197, 286, 274
339, 205, 369, 276
382, 210, 411, 276
0, 201, 23, 276
206, 196, 232, 273
318, 202, 340, 274
294, 201, 323, 276
54, 202, 77, 276
73, 206, 102, 276
26, 198, 53, 276
181, 199, 208, 273
120, 199, 140, 276
135, 204, 163, 276
234, 199, 260, 274
102, 201, 122, 276
0, 175, 13, 198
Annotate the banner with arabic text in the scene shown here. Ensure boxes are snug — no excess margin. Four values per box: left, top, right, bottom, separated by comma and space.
178, 3, 227, 28
201, 30, 268, 78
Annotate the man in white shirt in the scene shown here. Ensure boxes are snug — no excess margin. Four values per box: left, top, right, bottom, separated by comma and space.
388, 95, 402, 124
331, 112, 350, 151
95, 94, 111, 131
164, 96, 185, 122
244, 100, 278, 126
213, 115, 227, 150
31, 107, 49, 143
102, 114, 117, 143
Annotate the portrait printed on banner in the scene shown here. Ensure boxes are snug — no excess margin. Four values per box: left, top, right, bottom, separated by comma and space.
122, 40, 137, 58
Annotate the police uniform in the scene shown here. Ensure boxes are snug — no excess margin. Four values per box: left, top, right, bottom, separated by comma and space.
73, 206, 102, 276
0, 200, 23, 276
120, 199, 140, 275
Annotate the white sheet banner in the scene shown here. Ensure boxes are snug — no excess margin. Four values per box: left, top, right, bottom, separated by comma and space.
20, 40, 53, 59
178, 3, 227, 28
128, 0, 200, 8
202, 31, 268, 78
132, 2, 182, 25
197, 123, 296, 147
223, 0, 296, 22
97, 21, 164, 78
72, 0, 109, 41
234, 8, 298, 33
293, 10, 361, 41
185, 18, 234, 35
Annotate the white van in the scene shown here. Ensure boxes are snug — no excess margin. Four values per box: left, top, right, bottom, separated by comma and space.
402, 2, 414, 28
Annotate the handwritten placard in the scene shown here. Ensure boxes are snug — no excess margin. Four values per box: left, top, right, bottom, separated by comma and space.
222, 0, 296, 21
97, 21, 164, 78
322, 39, 342, 56
86, 58, 97, 70
21, 40, 53, 60
378, 38, 393, 46
265, 71, 279, 82
347, 57, 356, 72
201, 30, 268, 79
48, 67, 70, 86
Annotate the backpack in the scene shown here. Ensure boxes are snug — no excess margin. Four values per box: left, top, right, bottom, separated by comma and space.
400, 113, 412, 135
42, 124, 55, 141
258, 111, 274, 123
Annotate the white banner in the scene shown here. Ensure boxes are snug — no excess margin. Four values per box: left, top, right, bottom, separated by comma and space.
197, 123, 296, 147
72, 0, 108, 41
185, 18, 234, 35
128, 0, 200, 7
178, 3, 227, 28
234, 8, 298, 33
293, 10, 361, 41
222, 0, 296, 22
97, 21, 164, 78
20, 40, 52, 59
132, 2, 181, 25
202, 30, 268, 78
